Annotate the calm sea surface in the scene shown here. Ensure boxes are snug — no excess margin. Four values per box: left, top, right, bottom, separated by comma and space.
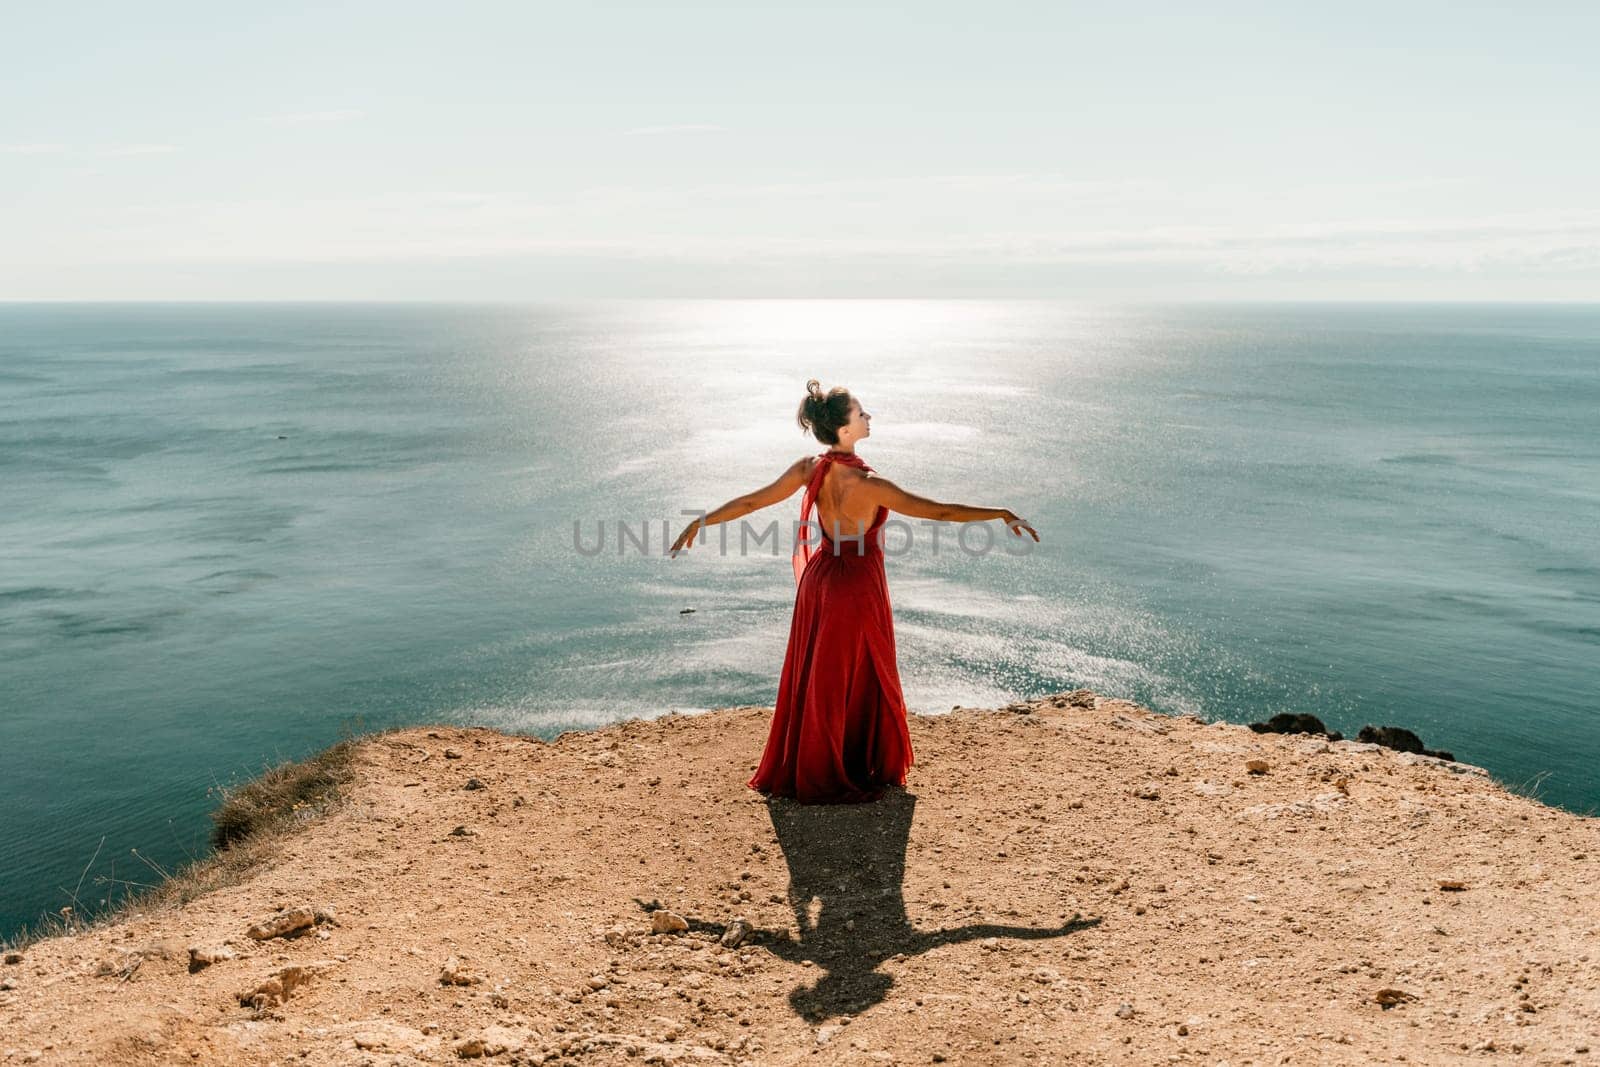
2, 301, 1597, 939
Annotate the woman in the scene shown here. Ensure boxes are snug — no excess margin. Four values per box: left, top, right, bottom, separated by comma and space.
670, 379, 1039, 803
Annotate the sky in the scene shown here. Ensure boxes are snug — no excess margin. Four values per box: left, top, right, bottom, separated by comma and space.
2, 1, 1598, 300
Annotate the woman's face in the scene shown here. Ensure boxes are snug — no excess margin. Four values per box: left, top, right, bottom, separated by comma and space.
842, 398, 871, 443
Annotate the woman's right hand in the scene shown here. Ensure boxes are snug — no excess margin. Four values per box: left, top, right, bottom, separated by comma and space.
669, 518, 703, 558
1000, 510, 1040, 541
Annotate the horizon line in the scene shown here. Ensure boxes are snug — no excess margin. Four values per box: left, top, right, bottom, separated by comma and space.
3, 297, 1599, 306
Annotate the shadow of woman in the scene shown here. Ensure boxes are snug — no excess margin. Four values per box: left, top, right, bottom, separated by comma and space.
753, 787, 1098, 1022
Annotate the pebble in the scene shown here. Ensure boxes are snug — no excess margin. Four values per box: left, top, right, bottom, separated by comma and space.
236, 963, 325, 1010
246, 907, 316, 941
439, 956, 483, 986
187, 945, 235, 972
651, 910, 689, 935
720, 918, 753, 948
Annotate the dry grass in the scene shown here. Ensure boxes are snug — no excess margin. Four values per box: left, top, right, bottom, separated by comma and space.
208, 737, 359, 849
1, 730, 376, 953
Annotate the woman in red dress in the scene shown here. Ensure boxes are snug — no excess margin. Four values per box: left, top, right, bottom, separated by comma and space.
670, 379, 1039, 804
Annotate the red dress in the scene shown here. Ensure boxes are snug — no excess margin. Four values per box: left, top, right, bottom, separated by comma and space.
747, 449, 915, 803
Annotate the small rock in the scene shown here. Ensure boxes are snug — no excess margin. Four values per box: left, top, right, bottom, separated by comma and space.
440, 956, 483, 986
444, 748, 464, 759
1245, 759, 1270, 774
2, 952, 22, 965
352, 1024, 424, 1052
246, 907, 316, 941
1437, 880, 1468, 891
1374, 988, 1418, 1008
187, 945, 236, 972
137, 939, 181, 960
1115, 1002, 1134, 1019
720, 918, 753, 948
448, 825, 477, 837
237, 963, 327, 1010
464, 778, 486, 791
651, 910, 689, 934
1134, 784, 1161, 799
94, 951, 146, 981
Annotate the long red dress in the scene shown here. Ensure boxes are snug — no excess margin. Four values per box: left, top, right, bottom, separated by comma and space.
747, 449, 915, 803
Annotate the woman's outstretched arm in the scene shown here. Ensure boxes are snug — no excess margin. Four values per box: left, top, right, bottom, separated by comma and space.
670, 455, 814, 556
863, 475, 1040, 540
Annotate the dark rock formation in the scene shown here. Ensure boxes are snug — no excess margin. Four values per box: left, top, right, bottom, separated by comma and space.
1357, 725, 1455, 762
1246, 713, 1344, 742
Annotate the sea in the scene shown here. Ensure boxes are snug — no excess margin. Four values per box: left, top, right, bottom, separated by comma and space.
2, 301, 1597, 941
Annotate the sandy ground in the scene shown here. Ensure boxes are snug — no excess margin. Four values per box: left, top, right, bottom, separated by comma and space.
2, 690, 1598, 1066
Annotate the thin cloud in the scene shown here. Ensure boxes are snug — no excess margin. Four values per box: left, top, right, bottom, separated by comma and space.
1, 144, 66, 155
103, 144, 179, 156
97, 213, 1600, 273
622, 123, 727, 136
260, 109, 366, 125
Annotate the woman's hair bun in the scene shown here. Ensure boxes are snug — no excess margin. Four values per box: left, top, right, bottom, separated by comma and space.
796, 379, 853, 446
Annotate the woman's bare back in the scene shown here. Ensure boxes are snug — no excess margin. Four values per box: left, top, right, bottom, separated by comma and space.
811, 459, 880, 542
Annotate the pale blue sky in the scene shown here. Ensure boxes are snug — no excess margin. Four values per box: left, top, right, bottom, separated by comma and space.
3, 1, 1597, 299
